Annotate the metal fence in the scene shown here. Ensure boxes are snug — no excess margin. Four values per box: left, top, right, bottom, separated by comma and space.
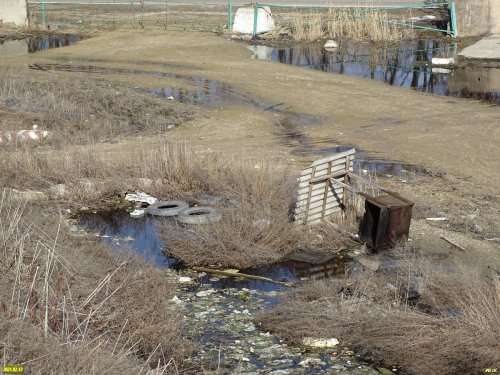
28, 0, 457, 37
246, 2, 457, 37
28, 0, 230, 31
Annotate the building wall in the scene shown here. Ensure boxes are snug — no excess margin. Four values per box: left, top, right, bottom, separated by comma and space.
491, 0, 500, 34
454, 0, 490, 36
0, 0, 28, 26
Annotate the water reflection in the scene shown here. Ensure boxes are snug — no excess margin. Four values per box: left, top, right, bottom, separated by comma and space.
250, 41, 500, 104
0, 34, 80, 55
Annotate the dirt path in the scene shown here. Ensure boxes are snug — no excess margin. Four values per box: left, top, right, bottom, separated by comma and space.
3, 30, 497, 191
1, 30, 499, 264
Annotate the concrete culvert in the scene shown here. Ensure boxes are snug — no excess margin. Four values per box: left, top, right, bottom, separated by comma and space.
176, 206, 222, 224
146, 200, 189, 217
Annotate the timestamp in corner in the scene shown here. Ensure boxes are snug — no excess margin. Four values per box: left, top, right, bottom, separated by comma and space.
2, 366, 25, 374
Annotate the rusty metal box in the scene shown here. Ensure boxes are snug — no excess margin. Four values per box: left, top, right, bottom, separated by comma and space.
359, 192, 414, 251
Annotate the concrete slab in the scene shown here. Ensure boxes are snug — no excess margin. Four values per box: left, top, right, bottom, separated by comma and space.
459, 35, 500, 59
232, 6, 275, 34
0, 0, 28, 26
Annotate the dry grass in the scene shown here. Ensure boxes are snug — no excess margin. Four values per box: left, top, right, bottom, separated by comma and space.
160, 154, 316, 268
258, 244, 500, 374
0, 71, 193, 144
288, 9, 416, 42
0, 140, 333, 268
0, 193, 194, 373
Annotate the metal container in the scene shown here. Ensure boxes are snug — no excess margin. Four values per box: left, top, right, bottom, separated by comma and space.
359, 192, 414, 251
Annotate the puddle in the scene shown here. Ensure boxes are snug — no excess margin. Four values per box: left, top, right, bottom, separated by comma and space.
0, 34, 80, 55
79, 209, 350, 293
249, 41, 500, 105
30, 63, 321, 127
80, 210, 179, 268
78, 209, 379, 373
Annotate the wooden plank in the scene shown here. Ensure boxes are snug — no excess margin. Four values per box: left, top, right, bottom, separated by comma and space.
295, 202, 342, 218
300, 155, 354, 177
305, 207, 342, 222
298, 177, 348, 194
297, 197, 343, 211
297, 186, 344, 202
298, 163, 350, 183
310, 168, 348, 184
343, 157, 351, 207
307, 204, 342, 217
303, 165, 316, 224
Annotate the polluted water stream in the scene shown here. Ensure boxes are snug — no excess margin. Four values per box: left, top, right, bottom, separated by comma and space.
249, 40, 500, 105
75, 209, 387, 374
0, 34, 80, 55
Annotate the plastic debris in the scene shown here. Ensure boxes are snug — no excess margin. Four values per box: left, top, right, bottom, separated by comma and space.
129, 209, 145, 218
178, 276, 192, 283
302, 337, 339, 348
125, 192, 157, 205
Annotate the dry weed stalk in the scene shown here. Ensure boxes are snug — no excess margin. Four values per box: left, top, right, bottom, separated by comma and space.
258, 244, 500, 374
0, 191, 191, 373
289, 8, 416, 42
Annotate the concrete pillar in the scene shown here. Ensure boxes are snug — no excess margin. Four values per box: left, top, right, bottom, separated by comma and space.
454, 0, 490, 36
0, 0, 28, 27
491, 0, 500, 34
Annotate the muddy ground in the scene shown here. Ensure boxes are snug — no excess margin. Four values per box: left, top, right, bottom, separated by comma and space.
2, 29, 498, 254
0, 29, 499, 373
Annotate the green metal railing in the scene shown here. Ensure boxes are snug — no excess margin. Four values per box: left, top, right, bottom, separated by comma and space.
230, 2, 458, 38
29, 0, 229, 31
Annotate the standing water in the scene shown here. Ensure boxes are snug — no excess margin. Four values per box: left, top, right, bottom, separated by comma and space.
249, 40, 500, 105
77, 210, 384, 374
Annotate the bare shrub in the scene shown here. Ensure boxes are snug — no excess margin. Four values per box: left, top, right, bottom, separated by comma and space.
258, 244, 500, 374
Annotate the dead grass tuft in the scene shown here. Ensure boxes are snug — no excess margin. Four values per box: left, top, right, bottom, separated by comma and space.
258, 244, 500, 374
0, 193, 193, 373
0, 71, 193, 144
288, 9, 416, 42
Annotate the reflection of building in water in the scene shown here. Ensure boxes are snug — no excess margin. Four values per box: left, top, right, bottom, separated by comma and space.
0, 39, 28, 55
448, 68, 500, 103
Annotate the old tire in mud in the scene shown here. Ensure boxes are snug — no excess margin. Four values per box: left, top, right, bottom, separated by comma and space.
177, 206, 222, 224
146, 200, 189, 217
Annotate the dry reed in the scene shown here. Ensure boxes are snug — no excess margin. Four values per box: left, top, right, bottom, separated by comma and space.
258, 244, 500, 374
289, 8, 416, 42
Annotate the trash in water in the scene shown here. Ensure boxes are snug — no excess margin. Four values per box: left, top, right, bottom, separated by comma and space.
129, 209, 145, 218
303, 337, 339, 348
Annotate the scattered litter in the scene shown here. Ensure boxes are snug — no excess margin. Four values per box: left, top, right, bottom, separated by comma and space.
431, 57, 454, 65
178, 276, 192, 283
196, 289, 215, 297
0, 127, 50, 145
125, 192, 157, 205
129, 209, 145, 218
426, 217, 448, 221
170, 295, 184, 305
166, 95, 175, 100
299, 358, 326, 367
302, 337, 339, 348
324, 39, 339, 49
440, 236, 466, 251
